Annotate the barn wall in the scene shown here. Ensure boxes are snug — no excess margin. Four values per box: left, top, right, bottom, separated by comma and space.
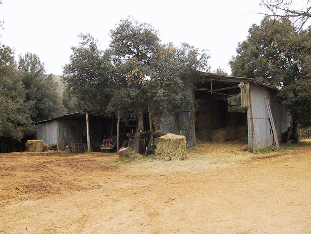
36, 120, 59, 145
58, 120, 86, 149
249, 85, 290, 151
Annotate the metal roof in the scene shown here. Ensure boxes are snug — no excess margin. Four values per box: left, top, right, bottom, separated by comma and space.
195, 73, 276, 98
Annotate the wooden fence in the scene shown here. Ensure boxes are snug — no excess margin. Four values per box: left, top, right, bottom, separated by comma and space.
300, 129, 311, 139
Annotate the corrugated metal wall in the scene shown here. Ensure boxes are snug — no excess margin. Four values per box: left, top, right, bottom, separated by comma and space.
249, 85, 290, 151
36, 120, 59, 145
58, 120, 86, 148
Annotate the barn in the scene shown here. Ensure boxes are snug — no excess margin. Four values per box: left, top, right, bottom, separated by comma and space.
193, 74, 290, 152
36, 73, 291, 152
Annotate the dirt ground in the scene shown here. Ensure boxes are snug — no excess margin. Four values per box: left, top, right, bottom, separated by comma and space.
0, 141, 311, 233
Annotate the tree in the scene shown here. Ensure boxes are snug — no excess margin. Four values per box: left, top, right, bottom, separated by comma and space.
230, 17, 310, 87
63, 33, 112, 113
260, 0, 311, 30
230, 17, 311, 129
148, 43, 210, 132
109, 17, 160, 64
0, 44, 32, 140
108, 17, 161, 152
18, 52, 65, 122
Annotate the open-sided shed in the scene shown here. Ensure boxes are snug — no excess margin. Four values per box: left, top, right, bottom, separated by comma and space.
193, 74, 290, 151
36, 73, 291, 152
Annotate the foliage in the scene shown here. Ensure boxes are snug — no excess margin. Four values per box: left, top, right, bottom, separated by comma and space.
0, 44, 32, 139
0, 46, 66, 144
62, 18, 210, 152
109, 17, 160, 64
278, 79, 311, 127
147, 43, 210, 130
230, 17, 311, 127
228, 94, 246, 113
230, 17, 310, 87
62, 33, 112, 113
18, 53, 65, 123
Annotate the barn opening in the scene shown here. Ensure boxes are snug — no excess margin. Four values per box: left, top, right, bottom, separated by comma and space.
194, 74, 248, 144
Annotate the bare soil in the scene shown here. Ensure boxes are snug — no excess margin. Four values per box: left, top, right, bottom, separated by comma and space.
1, 141, 311, 233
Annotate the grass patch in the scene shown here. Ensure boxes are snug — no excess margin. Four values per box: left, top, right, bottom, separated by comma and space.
114, 153, 149, 164
256, 139, 311, 154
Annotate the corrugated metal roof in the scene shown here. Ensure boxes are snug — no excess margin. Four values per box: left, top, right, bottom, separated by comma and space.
36, 112, 84, 124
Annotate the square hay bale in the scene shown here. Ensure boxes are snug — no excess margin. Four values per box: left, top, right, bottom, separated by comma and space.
155, 133, 187, 160
26, 140, 48, 152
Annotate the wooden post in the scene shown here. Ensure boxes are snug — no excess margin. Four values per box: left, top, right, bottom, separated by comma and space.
86, 112, 91, 152
117, 112, 120, 152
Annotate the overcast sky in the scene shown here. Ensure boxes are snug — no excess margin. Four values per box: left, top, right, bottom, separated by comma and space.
0, 0, 266, 75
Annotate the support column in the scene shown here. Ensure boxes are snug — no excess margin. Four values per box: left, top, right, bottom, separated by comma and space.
86, 112, 91, 152
117, 112, 120, 152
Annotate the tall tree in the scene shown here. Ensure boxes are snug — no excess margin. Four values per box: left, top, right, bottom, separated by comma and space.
62, 33, 112, 113
230, 17, 311, 128
18, 52, 65, 122
108, 17, 161, 152
0, 44, 32, 140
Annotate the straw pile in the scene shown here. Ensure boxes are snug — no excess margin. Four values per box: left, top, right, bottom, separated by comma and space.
211, 126, 248, 143
155, 133, 187, 160
26, 140, 49, 152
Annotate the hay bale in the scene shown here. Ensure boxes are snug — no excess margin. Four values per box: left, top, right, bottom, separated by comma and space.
155, 133, 187, 160
211, 129, 226, 143
212, 126, 248, 143
26, 140, 48, 152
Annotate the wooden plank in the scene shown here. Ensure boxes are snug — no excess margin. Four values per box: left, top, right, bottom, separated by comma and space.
265, 98, 280, 148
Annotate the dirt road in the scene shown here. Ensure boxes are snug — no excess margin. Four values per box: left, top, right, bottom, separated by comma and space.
0, 142, 311, 233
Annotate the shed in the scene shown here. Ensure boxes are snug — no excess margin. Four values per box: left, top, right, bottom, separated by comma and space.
36, 73, 291, 152
36, 113, 118, 151
193, 73, 290, 152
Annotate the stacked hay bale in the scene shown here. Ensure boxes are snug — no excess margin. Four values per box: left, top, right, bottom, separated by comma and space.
155, 133, 187, 160
211, 126, 248, 143
26, 140, 49, 152
211, 128, 226, 143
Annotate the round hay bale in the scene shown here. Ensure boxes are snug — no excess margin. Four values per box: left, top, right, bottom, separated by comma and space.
211, 129, 226, 143
155, 133, 187, 160
26, 140, 48, 152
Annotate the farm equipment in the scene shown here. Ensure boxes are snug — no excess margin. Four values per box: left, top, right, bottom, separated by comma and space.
100, 136, 117, 152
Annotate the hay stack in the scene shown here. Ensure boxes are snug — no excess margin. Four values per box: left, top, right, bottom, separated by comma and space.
211, 129, 226, 143
211, 126, 248, 143
155, 133, 187, 160
26, 140, 48, 152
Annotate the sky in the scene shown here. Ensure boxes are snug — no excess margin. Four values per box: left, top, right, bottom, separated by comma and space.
0, 0, 266, 75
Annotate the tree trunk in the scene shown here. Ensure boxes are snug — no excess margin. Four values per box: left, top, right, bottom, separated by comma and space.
133, 107, 144, 153
147, 110, 155, 150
